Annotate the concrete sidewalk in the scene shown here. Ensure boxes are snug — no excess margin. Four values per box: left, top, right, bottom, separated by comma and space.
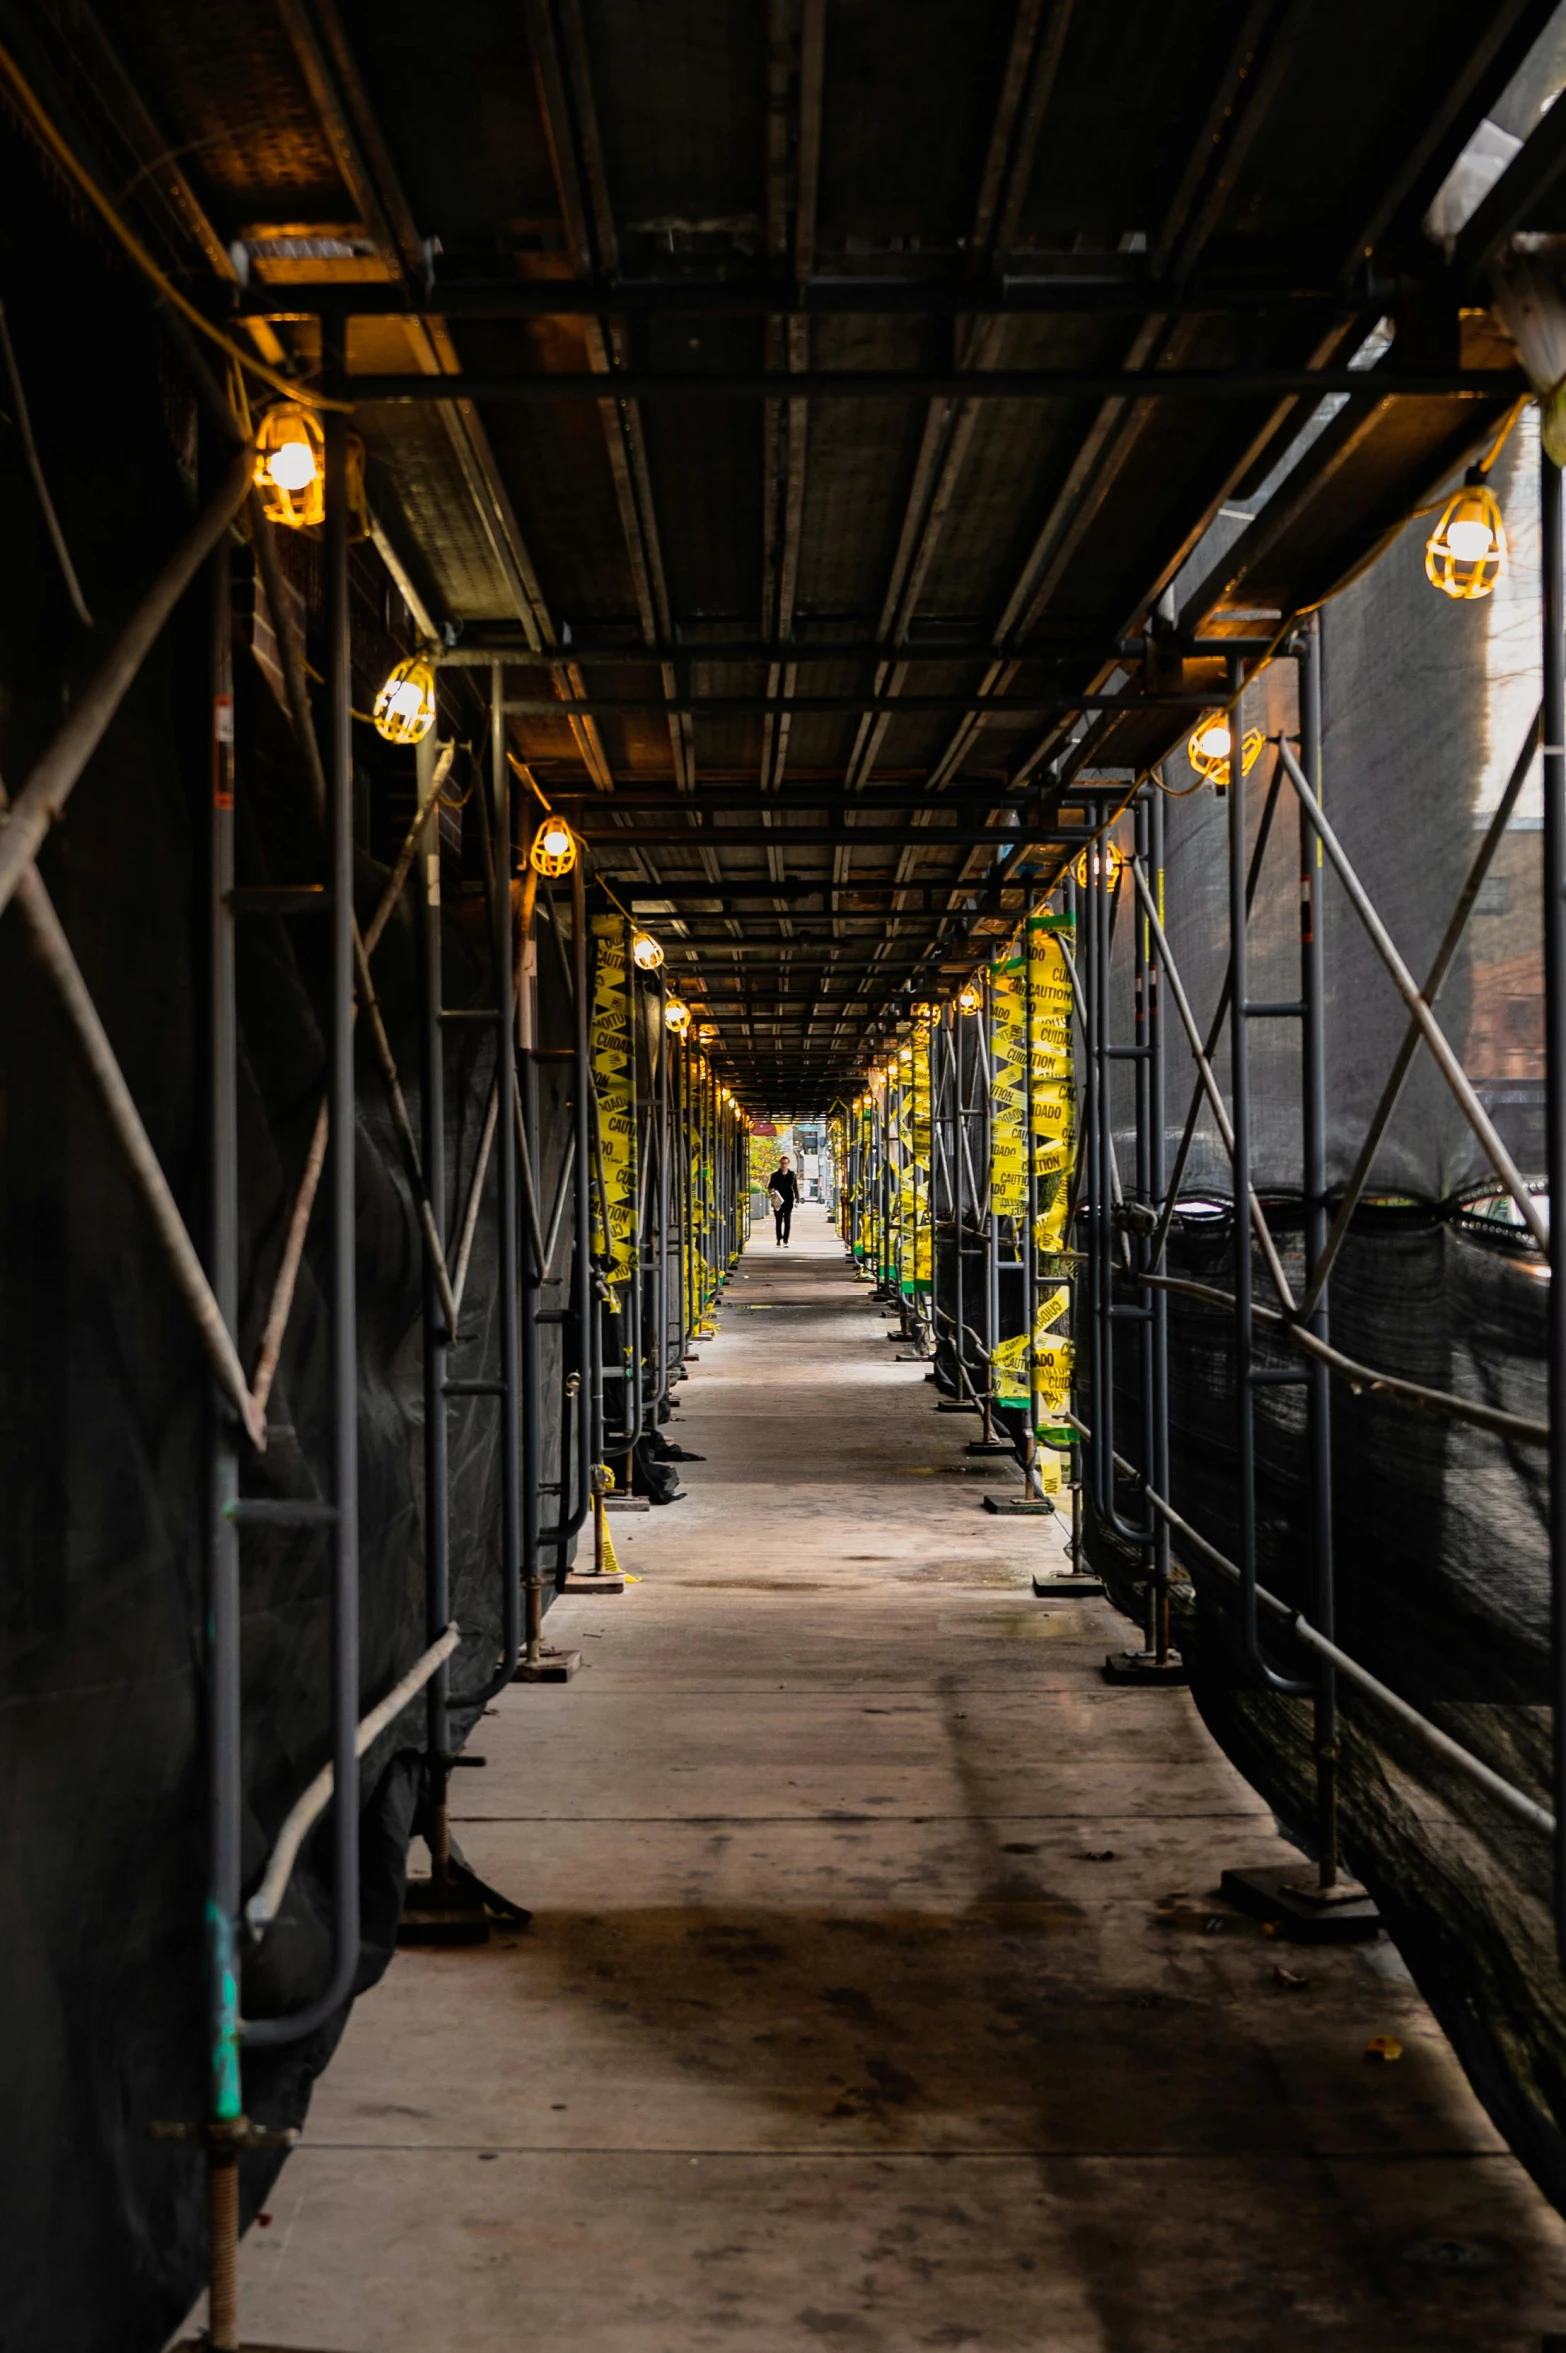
182, 1205, 1566, 2351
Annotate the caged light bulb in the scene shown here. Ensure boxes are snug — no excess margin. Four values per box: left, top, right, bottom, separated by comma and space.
1425, 479, 1506, 602
372, 653, 437, 745
529, 817, 577, 877
1187, 710, 1265, 783
252, 403, 326, 529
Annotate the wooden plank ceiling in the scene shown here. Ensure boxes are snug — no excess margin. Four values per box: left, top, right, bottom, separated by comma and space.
15, 0, 1561, 1102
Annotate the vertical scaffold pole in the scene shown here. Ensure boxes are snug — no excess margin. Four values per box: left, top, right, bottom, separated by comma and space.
653, 968, 670, 1414
1541, 448, 1566, 1960
1226, 659, 1307, 1699
1081, 848, 1103, 1515
1299, 617, 1338, 1884
487, 676, 526, 1675
675, 1034, 689, 1353
244, 327, 364, 2046
205, 526, 242, 2353
1228, 657, 1261, 1670
1141, 789, 1173, 1661
576, 860, 601, 1519
983, 968, 1001, 1432
417, 729, 452, 1876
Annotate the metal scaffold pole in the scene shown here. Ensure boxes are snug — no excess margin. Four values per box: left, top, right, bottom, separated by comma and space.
417, 727, 453, 1878
1544, 447, 1566, 1963
1298, 616, 1340, 1890
1145, 786, 1173, 1659
204, 523, 243, 2353
244, 347, 364, 2056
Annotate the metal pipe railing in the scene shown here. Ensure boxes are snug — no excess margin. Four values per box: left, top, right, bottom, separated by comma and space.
1118, 1450, 1556, 1842
245, 1627, 462, 1940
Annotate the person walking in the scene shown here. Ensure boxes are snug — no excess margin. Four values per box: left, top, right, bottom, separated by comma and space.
767, 1153, 798, 1246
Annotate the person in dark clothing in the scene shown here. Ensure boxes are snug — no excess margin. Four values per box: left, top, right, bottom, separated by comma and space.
768, 1155, 798, 1245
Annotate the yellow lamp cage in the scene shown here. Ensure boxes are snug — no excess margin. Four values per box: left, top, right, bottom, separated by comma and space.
957, 980, 983, 1016
529, 816, 577, 877
632, 929, 665, 970
1425, 480, 1506, 601
696, 1021, 719, 1044
253, 404, 325, 529
372, 653, 437, 745
1187, 712, 1265, 783
664, 996, 692, 1035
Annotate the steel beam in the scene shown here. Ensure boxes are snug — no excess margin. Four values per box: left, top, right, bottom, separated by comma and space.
347, 365, 1523, 404
242, 271, 1368, 321
436, 630, 1279, 668
504, 690, 1212, 716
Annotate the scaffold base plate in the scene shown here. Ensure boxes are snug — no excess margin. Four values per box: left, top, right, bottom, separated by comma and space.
605, 1497, 651, 1513
935, 1400, 980, 1413
563, 1571, 626, 1593
964, 1438, 1012, 1455
1033, 1573, 1105, 1598
513, 1647, 583, 1682
1220, 1865, 1381, 1943
398, 1854, 530, 1946
1103, 1648, 1188, 1686
983, 1494, 1055, 1515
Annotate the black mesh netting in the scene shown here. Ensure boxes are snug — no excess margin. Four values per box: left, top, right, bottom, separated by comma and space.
0, 186, 577, 2349
1086, 411, 1566, 2211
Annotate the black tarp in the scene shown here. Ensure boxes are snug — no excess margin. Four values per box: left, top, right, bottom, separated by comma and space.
1087, 411, 1566, 2211
0, 163, 578, 2349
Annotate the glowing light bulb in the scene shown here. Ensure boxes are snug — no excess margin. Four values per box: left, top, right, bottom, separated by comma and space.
632, 930, 664, 970
253, 404, 326, 529
372, 653, 436, 745
665, 996, 692, 1035
529, 817, 576, 876
957, 982, 982, 1016
1187, 711, 1265, 783
1445, 518, 1492, 561
267, 439, 317, 491
1426, 480, 1506, 601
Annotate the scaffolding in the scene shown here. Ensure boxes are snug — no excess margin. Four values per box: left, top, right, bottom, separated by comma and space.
837, 508, 1566, 1948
